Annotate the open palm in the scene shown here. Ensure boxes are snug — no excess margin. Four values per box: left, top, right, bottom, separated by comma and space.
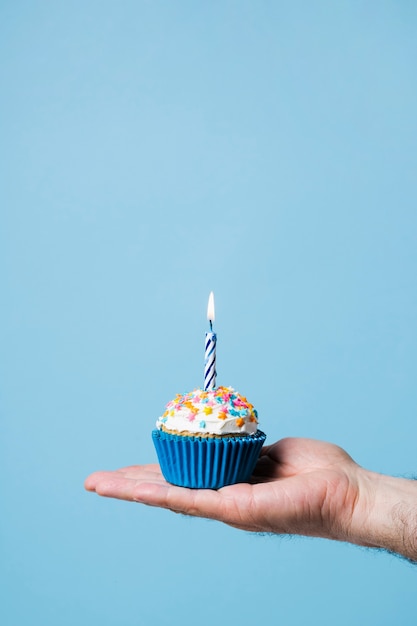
85, 438, 363, 541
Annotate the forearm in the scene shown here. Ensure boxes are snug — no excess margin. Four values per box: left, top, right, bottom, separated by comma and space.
349, 469, 417, 561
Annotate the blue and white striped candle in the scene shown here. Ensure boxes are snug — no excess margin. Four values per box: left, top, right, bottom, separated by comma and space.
204, 292, 217, 391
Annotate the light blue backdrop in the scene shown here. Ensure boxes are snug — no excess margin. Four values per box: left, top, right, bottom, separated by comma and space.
1, 2, 416, 625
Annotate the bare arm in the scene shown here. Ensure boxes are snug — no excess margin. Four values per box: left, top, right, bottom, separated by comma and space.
84, 437, 417, 561
351, 469, 417, 560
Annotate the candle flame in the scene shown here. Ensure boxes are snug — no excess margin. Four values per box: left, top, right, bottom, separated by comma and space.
207, 291, 215, 322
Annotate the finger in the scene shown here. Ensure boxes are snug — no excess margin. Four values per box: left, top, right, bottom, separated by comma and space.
134, 480, 262, 531
84, 465, 162, 495
95, 476, 163, 501
134, 481, 225, 518
85, 471, 111, 491
115, 464, 162, 475
115, 466, 163, 480
86, 467, 231, 521
84, 465, 162, 491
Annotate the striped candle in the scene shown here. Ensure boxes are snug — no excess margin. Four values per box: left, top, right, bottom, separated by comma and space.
204, 292, 216, 390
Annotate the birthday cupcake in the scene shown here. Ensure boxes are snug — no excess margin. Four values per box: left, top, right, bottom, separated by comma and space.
152, 386, 266, 489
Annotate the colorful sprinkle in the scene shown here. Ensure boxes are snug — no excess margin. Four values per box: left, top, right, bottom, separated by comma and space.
160, 386, 260, 434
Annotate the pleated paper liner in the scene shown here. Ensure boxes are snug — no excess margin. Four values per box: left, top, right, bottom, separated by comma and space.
152, 429, 266, 489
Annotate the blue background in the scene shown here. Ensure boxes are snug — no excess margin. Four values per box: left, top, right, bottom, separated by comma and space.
1, 1, 417, 624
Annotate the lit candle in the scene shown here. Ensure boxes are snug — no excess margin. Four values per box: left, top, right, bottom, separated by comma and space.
204, 292, 217, 390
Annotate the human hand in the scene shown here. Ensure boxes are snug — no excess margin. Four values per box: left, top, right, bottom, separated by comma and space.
85, 437, 417, 560
84, 438, 362, 537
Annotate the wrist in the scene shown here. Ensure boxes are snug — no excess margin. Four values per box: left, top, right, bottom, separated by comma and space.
349, 468, 417, 561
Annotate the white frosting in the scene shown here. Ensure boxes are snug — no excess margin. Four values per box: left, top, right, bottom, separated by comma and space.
156, 386, 259, 436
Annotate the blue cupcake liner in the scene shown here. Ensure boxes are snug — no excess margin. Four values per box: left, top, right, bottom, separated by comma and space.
152, 429, 266, 489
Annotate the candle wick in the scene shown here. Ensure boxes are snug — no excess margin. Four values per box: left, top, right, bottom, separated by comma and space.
209, 320, 213, 332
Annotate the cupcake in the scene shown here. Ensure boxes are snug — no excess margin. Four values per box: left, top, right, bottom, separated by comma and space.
152, 385, 266, 489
